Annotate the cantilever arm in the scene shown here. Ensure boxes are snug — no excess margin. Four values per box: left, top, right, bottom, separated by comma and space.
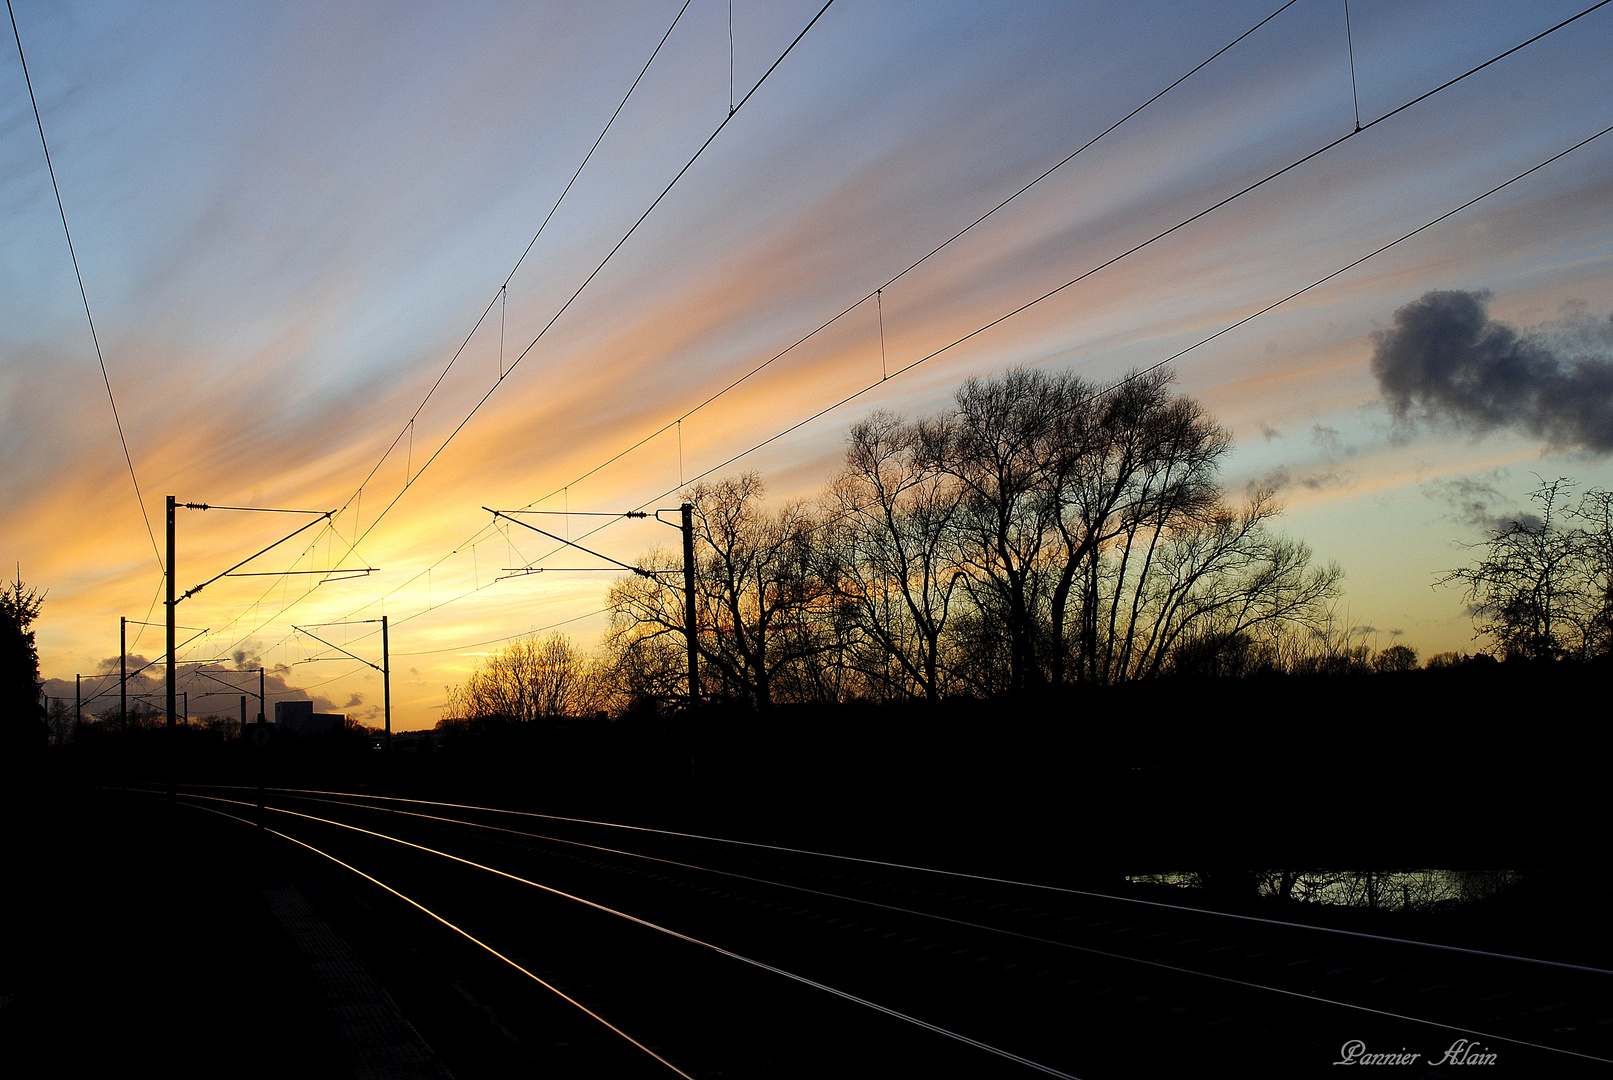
179, 512, 333, 602
293, 626, 382, 672
484, 508, 673, 577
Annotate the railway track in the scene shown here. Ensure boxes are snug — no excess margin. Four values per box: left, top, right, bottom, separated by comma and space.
137, 785, 1611, 1078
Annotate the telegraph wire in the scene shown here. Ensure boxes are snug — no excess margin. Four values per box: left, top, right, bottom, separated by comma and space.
191, 0, 1281, 659
323, 92, 1609, 670
7, 0, 163, 573
252, 0, 1611, 672
512, 0, 1304, 511
201, 1, 837, 662
306, 0, 1312, 642
339, 0, 837, 560
335, 0, 695, 512
200, 1, 1607, 688
493, 5, 1613, 563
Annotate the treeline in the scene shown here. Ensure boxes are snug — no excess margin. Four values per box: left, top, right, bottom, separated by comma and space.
444, 369, 1613, 725
447, 368, 1375, 723
605, 367, 1351, 711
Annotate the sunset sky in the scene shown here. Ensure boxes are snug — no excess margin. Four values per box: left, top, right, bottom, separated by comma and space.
5, 0, 1611, 729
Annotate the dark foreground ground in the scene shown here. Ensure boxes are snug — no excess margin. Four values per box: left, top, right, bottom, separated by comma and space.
1, 785, 348, 1079
5, 664, 1608, 1076
3, 778, 1609, 1079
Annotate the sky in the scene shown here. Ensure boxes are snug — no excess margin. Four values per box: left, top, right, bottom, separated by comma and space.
4, 0, 1611, 729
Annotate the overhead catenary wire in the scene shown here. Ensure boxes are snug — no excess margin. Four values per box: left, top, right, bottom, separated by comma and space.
484, 5, 1613, 584
7, 0, 163, 573
390, 607, 611, 657
640, 124, 1613, 514
512, 0, 1306, 513
251, 2, 1611, 672
199, 1, 837, 664
187, 0, 704, 653
333, 0, 695, 520
72, 626, 218, 711
203, 1, 1607, 690
336, 1, 838, 562
219, 0, 1314, 658
1343, 0, 1361, 131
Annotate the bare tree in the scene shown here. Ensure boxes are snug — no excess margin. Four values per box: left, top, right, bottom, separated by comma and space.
945, 370, 1068, 694
444, 632, 605, 724
1372, 644, 1419, 673
939, 367, 1334, 688
1575, 486, 1613, 655
826, 411, 965, 702
1112, 491, 1341, 680
1051, 369, 1232, 685
605, 368, 1343, 704
607, 474, 833, 710
1441, 478, 1602, 660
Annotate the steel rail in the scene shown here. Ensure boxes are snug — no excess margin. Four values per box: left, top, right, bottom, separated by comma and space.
171, 795, 697, 1078
172, 790, 1082, 1079
217, 785, 1613, 978
238, 789, 1613, 1068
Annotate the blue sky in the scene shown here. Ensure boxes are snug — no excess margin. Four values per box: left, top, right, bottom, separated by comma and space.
6, 0, 1611, 726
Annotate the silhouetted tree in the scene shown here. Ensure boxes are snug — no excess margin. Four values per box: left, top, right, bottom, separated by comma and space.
825, 412, 965, 702
444, 632, 605, 725
1, 573, 47, 760
941, 368, 1336, 688
1123, 493, 1341, 681
1578, 487, 1613, 655
945, 369, 1067, 694
1372, 644, 1419, 673
608, 475, 834, 710
607, 369, 1342, 705
1441, 478, 1609, 661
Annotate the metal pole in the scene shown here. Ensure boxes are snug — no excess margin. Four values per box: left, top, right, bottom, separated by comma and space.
381, 615, 392, 758
166, 494, 176, 801
240, 695, 246, 739
120, 616, 127, 732
256, 667, 266, 827
75, 674, 81, 732
681, 502, 699, 709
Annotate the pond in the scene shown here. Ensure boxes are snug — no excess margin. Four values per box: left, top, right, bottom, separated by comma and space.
1124, 869, 1523, 910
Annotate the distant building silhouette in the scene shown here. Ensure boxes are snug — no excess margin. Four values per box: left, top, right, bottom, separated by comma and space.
274, 700, 346, 736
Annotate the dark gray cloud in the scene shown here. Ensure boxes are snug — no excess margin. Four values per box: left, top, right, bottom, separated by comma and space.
1371, 290, 1613, 453
40, 661, 338, 720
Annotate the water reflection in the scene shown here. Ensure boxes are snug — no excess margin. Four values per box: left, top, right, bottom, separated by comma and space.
1125, 869, 1523, 910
